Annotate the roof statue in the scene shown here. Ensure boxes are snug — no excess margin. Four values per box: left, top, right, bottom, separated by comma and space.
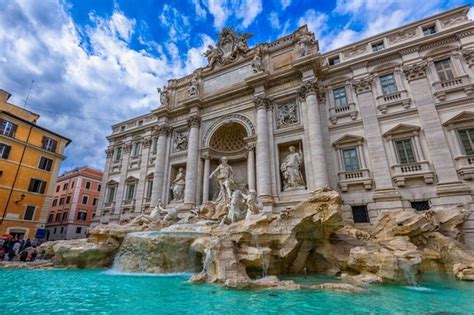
203, 28, 252, 68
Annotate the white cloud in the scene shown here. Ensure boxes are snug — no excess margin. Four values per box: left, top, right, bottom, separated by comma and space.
159, 4, 191, 42
202, 0, 263, 30
269, 11, 280, 29
192, 0, 207, 19
281, 0, 292, 10
0, 1, 211, 171
236, 0, 263, 28
297, 9, 328, 38
468, 7, 474, 21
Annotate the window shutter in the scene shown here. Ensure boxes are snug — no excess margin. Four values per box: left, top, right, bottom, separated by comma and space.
52, 139, 57, 152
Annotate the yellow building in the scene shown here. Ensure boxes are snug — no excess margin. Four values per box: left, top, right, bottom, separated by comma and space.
0, 89, 71, 240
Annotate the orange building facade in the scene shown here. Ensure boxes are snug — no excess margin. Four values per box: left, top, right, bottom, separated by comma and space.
45, 166, 103, 240
0, 89, 71, 240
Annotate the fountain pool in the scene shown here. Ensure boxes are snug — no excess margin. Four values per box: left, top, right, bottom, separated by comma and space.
1, 269, 473, 314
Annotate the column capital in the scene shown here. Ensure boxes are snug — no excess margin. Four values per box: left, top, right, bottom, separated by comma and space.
253, 95, 272, 110
154, 124, 171, 137
187, 114, 201, 128
402, 61, 428, 82
105, 147, 114, 158
351, 75, 374, 94
246, 142, 256, 151
143, 137, 153, 148
299, 80, 326, 102
122, 142, 132, 153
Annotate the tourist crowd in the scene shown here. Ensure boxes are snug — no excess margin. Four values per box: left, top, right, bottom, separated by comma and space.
0, 238, 44, 262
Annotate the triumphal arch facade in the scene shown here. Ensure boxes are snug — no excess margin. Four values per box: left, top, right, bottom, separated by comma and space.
95, 6, 474, 248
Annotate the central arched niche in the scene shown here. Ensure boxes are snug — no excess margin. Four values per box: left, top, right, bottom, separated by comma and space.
207, 122, 249, 200
209, 122, 247, 153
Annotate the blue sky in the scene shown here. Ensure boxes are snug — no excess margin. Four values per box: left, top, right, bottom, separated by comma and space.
0, 0, 472, 174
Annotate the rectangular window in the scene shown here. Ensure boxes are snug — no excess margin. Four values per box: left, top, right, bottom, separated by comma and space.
53, 227, 57, 234
131, 142, 141, 157
106, 186, 116, 204
125, 182, 136, 201
60, 227, 64, 233
38, 156, 53, 171
77, 211, 87, 221
395, 139, 416, 164
114, 147, 122, 162
42, 137, 57, 152
0, 119, 17, 137
82, 195, 89, 205
24, 206, 35, 221
333, 87, 348, 107
48, 214, 54, 223
372, 41, 384, 52
98, 184, 101, 192
55, 213, 61, 222
59, 197, 65, 206
458, 128, 474, 155
63, 183, 68, 191
152, 139, 158, 154
52, 199, 58, 207
0, 143, 11, 159
329, 56, 340, 65
380, 73, 397, 95
66, 195, 71, 204
93, 198, 98, 206
85, 181, 91, 189
28, 179, 47, 194
423, 25, 437, 36
71, 181, 74, 188
56, 185, 60, 192
146, 180, 153, 200
435, 59, 455, 81
342, 148, 360, 171
62, 212, 68, 221
76, 227, 82, 234
352, 205, 370, 223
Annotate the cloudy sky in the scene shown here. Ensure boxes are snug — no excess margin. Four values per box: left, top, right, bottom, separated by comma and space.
1, 0, 472, 174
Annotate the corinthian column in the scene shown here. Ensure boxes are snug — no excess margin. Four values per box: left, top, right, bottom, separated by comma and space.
254, 96, 272, 202
184, 115, 201, 207
300, 81, 329, 188
151, 125, 170, 206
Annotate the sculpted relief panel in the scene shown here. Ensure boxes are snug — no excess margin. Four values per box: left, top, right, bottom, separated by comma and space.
173, 130, 188, 152
276, 101, 299, 129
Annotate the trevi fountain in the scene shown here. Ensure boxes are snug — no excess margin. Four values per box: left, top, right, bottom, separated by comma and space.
3, 6, 474, 314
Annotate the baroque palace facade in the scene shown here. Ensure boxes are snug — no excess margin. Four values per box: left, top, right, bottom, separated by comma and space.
94, 6, 474, 247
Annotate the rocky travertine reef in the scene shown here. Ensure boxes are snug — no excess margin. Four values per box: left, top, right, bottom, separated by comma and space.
35, 189, 474, 288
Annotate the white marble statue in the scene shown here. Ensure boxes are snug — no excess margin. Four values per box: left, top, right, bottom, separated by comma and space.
157, 86, 169, 107
225, 190, 247, 224
171, 168, 185, 202
297, 32, 314, 57
251, 45, 264, 73
188, 76, 199, 97
129, 201, 165, 225
209, 157, 237, 204
245, 190, 263, 218
281, 145, 306, 191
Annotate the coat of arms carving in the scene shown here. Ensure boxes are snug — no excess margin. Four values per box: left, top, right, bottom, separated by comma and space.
203, 28, 252, 68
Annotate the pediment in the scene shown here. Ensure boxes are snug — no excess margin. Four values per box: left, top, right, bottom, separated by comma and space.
333, 134, 364, 147
125, 176, 138, 182
443, 111, 474, 126
383, 124, 420, 137
107, 179, 118, 185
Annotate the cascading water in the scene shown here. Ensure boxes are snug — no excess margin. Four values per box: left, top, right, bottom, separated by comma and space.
399, 260, 418, 286
110, 229, 210, 274
252, 233, 270, 278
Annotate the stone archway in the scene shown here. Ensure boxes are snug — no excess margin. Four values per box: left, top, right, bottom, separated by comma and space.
209, 122, 248, 154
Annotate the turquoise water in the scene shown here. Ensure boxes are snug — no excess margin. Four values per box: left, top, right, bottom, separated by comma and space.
1, 269, 474, 314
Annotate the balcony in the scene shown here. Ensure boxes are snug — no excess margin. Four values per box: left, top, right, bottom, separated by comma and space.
433, 75, 474, 101
102, 201, 115, 213
328, 103, 358, 124
122, 199, 136, 211
376, 90, 411, 114
391, 161, 435, 187
337, 169, 373, 192
455, 155, 474, 180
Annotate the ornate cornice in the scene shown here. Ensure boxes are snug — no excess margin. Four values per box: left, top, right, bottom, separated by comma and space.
253, 96, 272, 110
187, 115, 201, 128
351, 76, 374, 94
402, 62, 428, 81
